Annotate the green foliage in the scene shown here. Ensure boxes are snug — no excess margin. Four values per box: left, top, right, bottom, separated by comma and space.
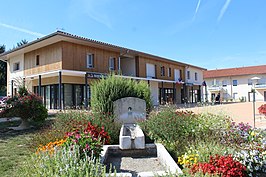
16, 39, 28, 47
1, 90, 48, 122
0, 44, 6, 96
31, 111, 121, 149
91, 75, 152, 114
18, 145, 115, 177
140, 109, 231, 158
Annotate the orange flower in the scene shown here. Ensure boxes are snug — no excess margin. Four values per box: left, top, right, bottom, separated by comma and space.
36, 139, 66, 154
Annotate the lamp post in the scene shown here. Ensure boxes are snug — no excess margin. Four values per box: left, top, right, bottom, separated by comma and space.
251, 77, 260, 128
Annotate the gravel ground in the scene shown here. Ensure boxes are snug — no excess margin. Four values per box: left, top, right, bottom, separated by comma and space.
105, 155, 166, 176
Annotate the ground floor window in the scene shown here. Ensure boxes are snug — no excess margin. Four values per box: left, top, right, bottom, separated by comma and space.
34, 84, 90, 109
159, 88, 175, 104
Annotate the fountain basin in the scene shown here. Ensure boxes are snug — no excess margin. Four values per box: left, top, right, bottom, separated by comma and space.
101, 143, 183, 177
120, 124, 145, 149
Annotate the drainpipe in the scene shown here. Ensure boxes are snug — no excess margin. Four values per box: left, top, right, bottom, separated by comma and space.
118, 57, 121, 75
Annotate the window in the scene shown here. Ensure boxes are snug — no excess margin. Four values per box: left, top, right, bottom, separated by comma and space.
233, 80, 238, 86
212, 79, 216, 86
168, 68, 171, 77
13, 62, 20, 71
248, 79, 252, 85
161, 66, 165, 76
36, 55, 40, 66
146, 63, 155, 78
195, 72, 198, 81
86, 53, 94, 68
222, 80, 227, 87
187, 71, 190, 79
109, 57, 115, 70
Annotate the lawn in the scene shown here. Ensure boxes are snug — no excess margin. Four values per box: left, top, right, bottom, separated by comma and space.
0, 118, 55, 177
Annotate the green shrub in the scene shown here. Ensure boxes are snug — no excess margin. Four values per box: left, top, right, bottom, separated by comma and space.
91, 75, 152, 114
0, 90, 48, 123
18, 145, 115, 177
140, 108, 231, 158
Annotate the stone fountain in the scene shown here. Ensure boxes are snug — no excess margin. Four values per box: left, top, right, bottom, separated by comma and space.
101, 97, 182, 177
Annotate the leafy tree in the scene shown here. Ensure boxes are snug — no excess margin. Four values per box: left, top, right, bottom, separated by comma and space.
0, 44, 6, 96
16, 39, 28, 47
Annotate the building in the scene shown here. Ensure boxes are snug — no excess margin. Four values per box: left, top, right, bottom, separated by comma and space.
203, 65, 266, 102
0, 31, 205, 109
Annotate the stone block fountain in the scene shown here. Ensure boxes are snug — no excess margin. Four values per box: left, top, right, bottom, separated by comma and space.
100, 97, 182, 177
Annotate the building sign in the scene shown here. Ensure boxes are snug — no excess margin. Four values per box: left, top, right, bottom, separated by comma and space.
87, 72, 107, 79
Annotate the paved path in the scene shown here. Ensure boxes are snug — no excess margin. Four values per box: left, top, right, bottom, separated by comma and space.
178, 102, 266, 129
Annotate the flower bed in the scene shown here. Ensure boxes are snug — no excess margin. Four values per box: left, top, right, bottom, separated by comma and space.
141, 108, 266, 176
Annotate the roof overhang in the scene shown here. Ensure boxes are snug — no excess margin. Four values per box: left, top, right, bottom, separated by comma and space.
0, 31, 206, 70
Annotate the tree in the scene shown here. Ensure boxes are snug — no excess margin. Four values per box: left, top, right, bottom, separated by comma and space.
16, 39, 28, 47
0, 45, 6, 96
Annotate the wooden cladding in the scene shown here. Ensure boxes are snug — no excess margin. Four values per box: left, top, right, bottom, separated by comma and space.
23, 41, 185, 81
62, 41, 119, 73
137, 56, 185, 81
24, 43, 62, 76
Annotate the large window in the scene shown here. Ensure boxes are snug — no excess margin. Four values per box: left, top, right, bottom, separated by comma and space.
187, 71, 190, 80
36, 55, 40, 66
146, 63, 155, 78
222, 80, 227, 87
13, 62, 20, 71
109, 57, 115, 70
168, 68, 171, 77
233, 80, 238, 86
86, 53, 94, 68
248, 79, 252, 85
195, 72, 198, 81
161, 66, 165, 76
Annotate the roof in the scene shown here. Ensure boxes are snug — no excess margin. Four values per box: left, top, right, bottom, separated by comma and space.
203, 65, 266, 79
0, 31, 206, 70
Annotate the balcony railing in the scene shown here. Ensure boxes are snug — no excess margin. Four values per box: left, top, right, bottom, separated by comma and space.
254, 83, 266, 89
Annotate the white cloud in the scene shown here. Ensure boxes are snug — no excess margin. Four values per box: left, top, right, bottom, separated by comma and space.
0, 22, 44, 37
69, 0, 113, 29
217, 0, 232, 22
193, 0, 201, 20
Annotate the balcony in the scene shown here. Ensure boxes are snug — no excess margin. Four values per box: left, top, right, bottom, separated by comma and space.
254, 83, 266, 89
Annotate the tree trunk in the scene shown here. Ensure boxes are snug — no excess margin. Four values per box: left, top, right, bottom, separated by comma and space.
9, 118, 31, 130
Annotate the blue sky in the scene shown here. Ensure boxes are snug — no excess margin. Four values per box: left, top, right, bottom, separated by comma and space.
0, 0, 266, 69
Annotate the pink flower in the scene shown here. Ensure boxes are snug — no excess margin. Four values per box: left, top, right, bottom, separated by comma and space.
75, 134, 81, 139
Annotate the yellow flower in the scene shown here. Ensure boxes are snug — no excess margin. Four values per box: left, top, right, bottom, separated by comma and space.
250, 131, 256, 136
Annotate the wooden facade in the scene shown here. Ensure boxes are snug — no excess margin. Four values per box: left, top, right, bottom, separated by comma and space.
1, 31, 205, 108
24, 42, 62, 76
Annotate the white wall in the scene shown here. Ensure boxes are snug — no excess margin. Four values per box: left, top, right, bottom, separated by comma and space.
150, 81, 159, 106
185, 67, 203, 85
205, 74, 266, 102
120, 58, 136, 76
7, 54, 24, 95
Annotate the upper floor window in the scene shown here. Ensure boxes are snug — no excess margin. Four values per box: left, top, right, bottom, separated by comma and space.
146, 63, 156, 78
248, 79, 252, 85
187, 71, 190, 80
222, 80, 227, 87
109, 57, 115, 71
195, 72, 198, 81
233, 80, 238, 86
13, 62, 20, 71
168, 68, 171, 77
161, 66, 165, 76
36, 55, 40, 66
86, 53, 94, 68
